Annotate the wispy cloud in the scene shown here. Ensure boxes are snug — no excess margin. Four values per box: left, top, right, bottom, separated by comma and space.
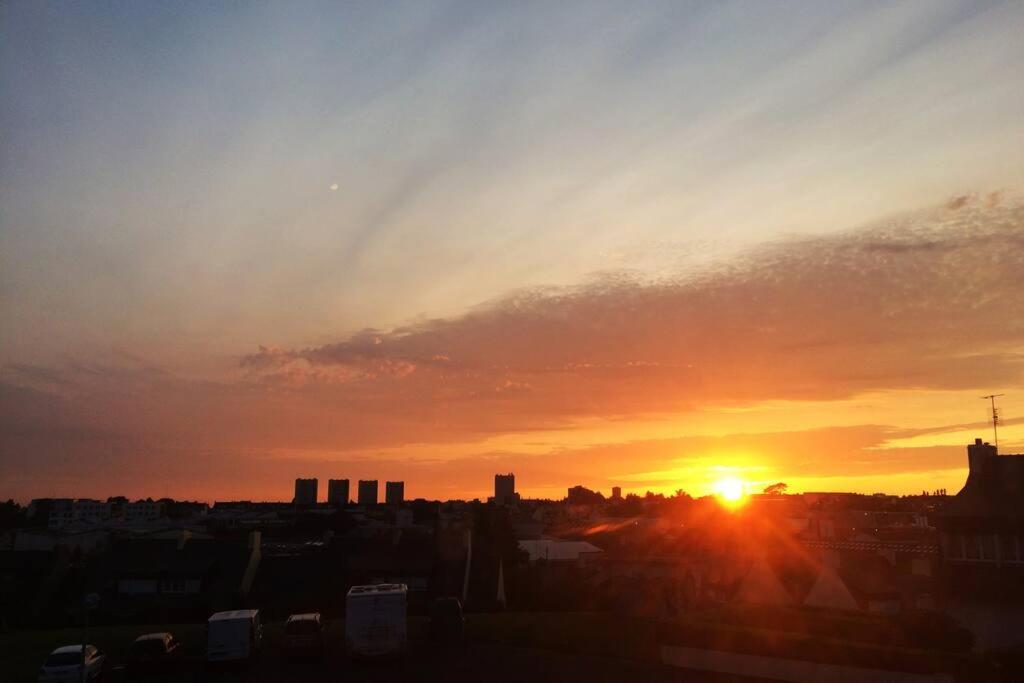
3, 197, 1022, 503
244, 197, 1024, 422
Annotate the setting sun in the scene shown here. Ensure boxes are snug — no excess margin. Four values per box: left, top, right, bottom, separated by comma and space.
713, 477, 747, 507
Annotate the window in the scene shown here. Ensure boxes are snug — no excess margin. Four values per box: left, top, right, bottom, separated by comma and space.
943, 533, 962, 559
161, 578, 187, 593
132, 639, 166, 657
1002, 535, 1022, 563
46, 652, 84, 667
119, 579, 158, 594
980, 534, 995, 561
965, 534, 980, 560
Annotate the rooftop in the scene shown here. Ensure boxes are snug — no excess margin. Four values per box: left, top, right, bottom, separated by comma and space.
519, 539, 603, 562
941, 439, 1024, 519
286, 612, 320, 622
347, 583, 407, 596
208, 609, 259, 621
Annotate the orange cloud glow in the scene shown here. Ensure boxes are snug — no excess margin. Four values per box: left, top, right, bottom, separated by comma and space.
2, 197, 1023, 502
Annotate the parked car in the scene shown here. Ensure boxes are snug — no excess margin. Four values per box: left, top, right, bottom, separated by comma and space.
283, 613, 325, 657
38, 644, 106, 682
207, 609, 262, 663
127, 632, 183, 674
345, 584, 408, 657
429, 597, 465, 644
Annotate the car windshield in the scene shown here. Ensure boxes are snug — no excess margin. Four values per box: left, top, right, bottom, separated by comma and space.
285, 619, 319, 635
132, 639, 166, 656
45, 652, 84, 667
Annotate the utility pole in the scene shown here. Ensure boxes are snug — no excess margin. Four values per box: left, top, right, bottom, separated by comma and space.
79, 591, 99, 683
981, 394, 1005, 449
461, 528, 472, 606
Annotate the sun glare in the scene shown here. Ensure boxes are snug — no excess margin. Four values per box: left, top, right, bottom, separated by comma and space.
713, 476, 747, 507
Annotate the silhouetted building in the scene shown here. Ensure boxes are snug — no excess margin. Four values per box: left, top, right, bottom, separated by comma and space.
41, 499, 113, 529
294, 478, 318, 506
937, 438, 1024, 598
385, 481, 405, 505
163, 500, 209, 520
567, 485, 604, 505
518, 539, 603, 564
124, 499, 165, 523
494, 473, 517, 505
102, 530, 261, 619
358, 480, 378, 506
328, 479, 350, 506
612, 486, 622, 500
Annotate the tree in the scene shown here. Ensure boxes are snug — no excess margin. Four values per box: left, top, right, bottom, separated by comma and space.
763, 482, 788, 495
0, 499, 24, 531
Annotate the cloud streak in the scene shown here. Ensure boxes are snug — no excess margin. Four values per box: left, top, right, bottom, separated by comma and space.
3, 196, 1023, 503
244, 196, 1024, 431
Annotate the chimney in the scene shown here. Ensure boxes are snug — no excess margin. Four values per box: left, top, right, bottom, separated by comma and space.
967, 438, 998, 474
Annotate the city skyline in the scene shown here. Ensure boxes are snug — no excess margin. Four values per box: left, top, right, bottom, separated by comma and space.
6, 431, 1009, 506
3, 4, 1024, 679
3, 2, 1024, 503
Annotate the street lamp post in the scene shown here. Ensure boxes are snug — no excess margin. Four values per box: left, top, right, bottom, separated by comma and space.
80, 593, 100, 683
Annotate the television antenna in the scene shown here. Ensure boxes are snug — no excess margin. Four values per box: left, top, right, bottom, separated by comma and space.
981, 394, 1004, 448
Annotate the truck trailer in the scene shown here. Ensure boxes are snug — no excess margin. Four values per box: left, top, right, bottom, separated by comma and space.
345, 584, 408, 657
206, 610, 262, 662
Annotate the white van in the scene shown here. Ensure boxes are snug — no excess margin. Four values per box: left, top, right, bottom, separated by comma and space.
345, 584, 408, 657
207, 609, 262, 662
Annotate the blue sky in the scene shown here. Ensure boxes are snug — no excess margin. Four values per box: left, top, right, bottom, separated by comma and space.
4, 0, 1022, 368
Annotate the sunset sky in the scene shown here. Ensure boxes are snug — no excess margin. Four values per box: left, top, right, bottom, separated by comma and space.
2, 1, 1024, 503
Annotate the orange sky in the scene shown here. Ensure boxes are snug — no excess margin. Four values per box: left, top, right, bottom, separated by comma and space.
3, 4, 1024, 504
3, 196, 1023, 503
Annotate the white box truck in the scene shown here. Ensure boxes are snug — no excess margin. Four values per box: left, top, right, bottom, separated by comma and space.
345, 584, 408, 657
206, 609, 262, 662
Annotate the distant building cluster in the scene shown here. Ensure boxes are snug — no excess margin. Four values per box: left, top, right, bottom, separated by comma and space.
290, 478, 407, 507
26, 497, 207, 532
8, 438, 1023, 667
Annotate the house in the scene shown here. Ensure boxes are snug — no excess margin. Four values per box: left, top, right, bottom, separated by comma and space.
1, 528, 109, 554
936, 439, 1024, 597
124, 500, 166, 524
346, 530, 435, 592
518, 539, 603, 564
933, 438, 1024, 649
99, 530, 260, 620
250, 540, 339, 618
